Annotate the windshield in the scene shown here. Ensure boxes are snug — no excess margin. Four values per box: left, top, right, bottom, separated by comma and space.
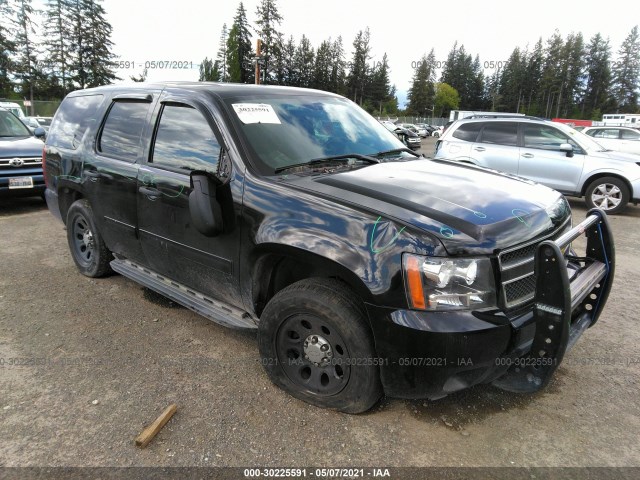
225, 95, 407, 175
555, 122, 608, 152
0, 110, 31, 137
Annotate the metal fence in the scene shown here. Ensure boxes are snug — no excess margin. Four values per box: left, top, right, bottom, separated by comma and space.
377, 116, 448, 126
0, 99, 61, 117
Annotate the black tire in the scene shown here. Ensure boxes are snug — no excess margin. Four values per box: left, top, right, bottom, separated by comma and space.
66, 199, 113, 277
258, 278, 382, 414
584, 176, 629, 215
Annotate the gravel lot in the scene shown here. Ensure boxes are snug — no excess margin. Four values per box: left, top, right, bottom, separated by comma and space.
1, 142, 639, 469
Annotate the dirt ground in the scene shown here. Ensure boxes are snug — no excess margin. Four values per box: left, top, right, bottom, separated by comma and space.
1, 153, 639, 470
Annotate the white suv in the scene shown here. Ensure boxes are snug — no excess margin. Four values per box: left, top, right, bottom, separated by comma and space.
581, 126, 640, 155
434, 117, 640, 214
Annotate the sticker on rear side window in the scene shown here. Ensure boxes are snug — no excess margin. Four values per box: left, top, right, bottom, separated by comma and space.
232, 103, 281, 124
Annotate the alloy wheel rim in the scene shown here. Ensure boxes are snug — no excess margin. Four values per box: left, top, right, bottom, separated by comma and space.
591, 183, 622, 210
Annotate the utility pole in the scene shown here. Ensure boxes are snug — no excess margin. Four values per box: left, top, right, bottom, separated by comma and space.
255, 39, 262, 85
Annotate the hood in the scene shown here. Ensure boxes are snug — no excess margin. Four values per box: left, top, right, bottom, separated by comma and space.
0, 136, 44, 158
287, 159, 570, 255
590, 149, 640, 163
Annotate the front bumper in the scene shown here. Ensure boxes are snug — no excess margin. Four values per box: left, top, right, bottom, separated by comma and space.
366, 209, 615, 399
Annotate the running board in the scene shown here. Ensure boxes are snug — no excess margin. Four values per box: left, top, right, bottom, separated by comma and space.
110, 258, 257, 329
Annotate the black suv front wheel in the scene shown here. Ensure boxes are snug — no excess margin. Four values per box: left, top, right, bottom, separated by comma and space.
258, 278, 382, 413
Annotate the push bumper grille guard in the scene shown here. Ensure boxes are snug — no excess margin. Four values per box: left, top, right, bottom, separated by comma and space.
493, 208, 615, 393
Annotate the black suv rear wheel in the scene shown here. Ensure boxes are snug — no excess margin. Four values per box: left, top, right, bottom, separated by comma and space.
66, 199, 113, 277
258, 278, 382, 413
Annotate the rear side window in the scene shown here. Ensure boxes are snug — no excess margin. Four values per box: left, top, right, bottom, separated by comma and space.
452, 122, 483, 142
591, 129, 619, 139
621, 129, 640, 139
150, 104, 220, 172
47, 94, 103, 149
98, 101, 151, 162
479, 122, 518, 146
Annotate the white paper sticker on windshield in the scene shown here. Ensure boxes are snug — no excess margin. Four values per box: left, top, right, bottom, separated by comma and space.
232, 103, 281, 124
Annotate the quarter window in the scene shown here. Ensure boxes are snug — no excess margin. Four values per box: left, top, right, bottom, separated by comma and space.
98, 101, 150, 161
591, 129, 619, 139
452, 122, 483, 142
47, 94, 104, 150
621, 129, 640, 140
479, 123, 518, 146
151, 104, 220, 172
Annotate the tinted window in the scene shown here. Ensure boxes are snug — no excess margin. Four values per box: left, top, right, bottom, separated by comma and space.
47, 94, 103, 149
98, 101, 150, 161
523, 124, 575, 150
151, 105, 220, 172
452, 122, 483, 142
621, 129, 640, 139
479, 122, 517, 146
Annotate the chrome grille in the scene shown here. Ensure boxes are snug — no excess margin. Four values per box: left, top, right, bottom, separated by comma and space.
0, 157, 42, 169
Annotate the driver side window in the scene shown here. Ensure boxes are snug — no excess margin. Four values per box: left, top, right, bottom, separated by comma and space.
151, 104, 221, 173
523, 124, 579, 152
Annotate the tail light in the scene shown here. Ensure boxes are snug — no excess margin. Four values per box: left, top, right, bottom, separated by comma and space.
42, 146, 48, 187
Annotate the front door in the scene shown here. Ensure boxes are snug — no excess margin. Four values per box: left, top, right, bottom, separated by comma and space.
136, 98, 244, 308
517, 123, 585, 194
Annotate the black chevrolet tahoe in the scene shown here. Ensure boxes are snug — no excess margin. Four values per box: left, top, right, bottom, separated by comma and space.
43, 82, 615, 413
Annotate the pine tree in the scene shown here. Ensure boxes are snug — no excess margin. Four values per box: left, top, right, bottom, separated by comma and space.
407, 50, 436, 115
42, 0, 73, 95
539, 30, 564, 118
312, 39, 332, 91
524, 39, 543, 115
216, 23, 228, 82
346, 28, 371, 104
68, 0, 117, 89
254, 0, 283, 84
226, 2, 253, 84
498, 47, 527, 112
0, 0, 17, 97
12, 0, 39, 111
329, 36, 346, 95
468, 55, 486, 110
199, 57, 221, 81
556, 32, 585, 117
612, 25, 640, 112
583, 33, 613, 118
294, 35, 314, 88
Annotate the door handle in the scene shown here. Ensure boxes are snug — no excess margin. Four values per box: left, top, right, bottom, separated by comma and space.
521, 153, 534, 158
473, 146, 486, 152
139, 186, 161, 199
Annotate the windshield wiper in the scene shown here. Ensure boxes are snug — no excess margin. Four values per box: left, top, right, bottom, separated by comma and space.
371, 147, 420, 158
274, 153, 380, 174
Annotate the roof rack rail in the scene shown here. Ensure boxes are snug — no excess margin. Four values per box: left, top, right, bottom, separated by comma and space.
463, 114, 548, 121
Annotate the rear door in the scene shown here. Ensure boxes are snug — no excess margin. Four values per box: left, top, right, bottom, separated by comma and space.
471, 122, 520, 173
82, 92, 160, 263
136, 94, 244, 308
517, 123, 585, 194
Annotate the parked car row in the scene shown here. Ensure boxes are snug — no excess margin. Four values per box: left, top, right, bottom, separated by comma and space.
434, 116, 640, 214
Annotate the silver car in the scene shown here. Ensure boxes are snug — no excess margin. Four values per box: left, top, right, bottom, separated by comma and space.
434, 117, 640, 214
581, 126, 640, 155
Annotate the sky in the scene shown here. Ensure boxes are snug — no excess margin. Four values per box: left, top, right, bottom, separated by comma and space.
95, 0, 638, 108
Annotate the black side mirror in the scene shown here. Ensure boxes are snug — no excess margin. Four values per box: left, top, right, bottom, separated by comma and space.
34, 127, 46, 139
189, 172, 223, 236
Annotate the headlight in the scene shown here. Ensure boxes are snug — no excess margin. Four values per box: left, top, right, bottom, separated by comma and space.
403, 254, 497, 311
